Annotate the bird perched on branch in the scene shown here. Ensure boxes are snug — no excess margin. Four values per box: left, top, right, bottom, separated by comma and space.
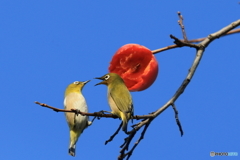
95, 73, 134, 134
64, 80, 91, 156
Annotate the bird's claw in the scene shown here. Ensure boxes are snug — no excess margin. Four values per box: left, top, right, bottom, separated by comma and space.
72, 109, 81, 116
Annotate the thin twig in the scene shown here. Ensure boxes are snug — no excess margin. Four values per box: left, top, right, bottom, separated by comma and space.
118, 129, 137, 160
35, 101, 153, 119
118, 118, 151, 160
151, 28, 240, 54
125, 119, 152, 160
35, 101, 73, 112
172, 103, 183, 136
177, 11, 188, 41
152, 20, 240, 119
105, 122, 123, 145
170, 34, 199, 49
118, 19, 240, 159
35, 101, 118, 118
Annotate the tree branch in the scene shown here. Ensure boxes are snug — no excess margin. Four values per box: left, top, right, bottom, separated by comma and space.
105, 122, 123, 145
170, 34, 199, 49
125, 119, 152, 160
172, 103, 183, 136
177, 11, 188, 41
35, 101, 154, 119
117, 19, 240, 159
152, 20, 240, 118
152, 28, 240, 54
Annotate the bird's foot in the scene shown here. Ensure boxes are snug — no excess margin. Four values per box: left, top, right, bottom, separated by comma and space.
71, 109, 81, 116
99, 110, 112, 114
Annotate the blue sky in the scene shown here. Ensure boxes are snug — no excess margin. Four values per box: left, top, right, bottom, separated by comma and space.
0, 1, 239, 160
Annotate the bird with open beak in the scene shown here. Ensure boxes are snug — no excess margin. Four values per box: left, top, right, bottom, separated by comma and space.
95, 73, 134, 134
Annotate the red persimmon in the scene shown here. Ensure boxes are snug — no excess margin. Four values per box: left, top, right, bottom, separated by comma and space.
109, 44, 158, 91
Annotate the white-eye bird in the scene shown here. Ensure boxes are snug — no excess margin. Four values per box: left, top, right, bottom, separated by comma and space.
64, 80, 90, 157
95, 73, 134, 134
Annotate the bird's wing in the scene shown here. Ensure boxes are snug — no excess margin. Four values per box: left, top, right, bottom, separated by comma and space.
109, 84, 133, 115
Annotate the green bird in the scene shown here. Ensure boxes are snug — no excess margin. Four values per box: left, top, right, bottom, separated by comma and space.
95, 73, 134, 134
64, 80, 91, 157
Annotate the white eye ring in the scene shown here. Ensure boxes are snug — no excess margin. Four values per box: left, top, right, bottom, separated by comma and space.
104, 75, 110, 80
73, 81, 79, 84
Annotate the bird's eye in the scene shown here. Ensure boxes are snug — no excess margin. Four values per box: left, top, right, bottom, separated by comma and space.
73, 81, 79, 84
104, 75, 110, 80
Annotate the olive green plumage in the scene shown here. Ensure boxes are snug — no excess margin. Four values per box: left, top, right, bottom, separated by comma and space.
64, 80, 90, 156
95, 73, 134, 134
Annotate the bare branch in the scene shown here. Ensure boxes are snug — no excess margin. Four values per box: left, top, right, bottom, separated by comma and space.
35, 101, 118, 118
172, 103, 183, 136
200, 19, 240, 48
152, 28, 240, 54
35, 101, 154, 119
35, 101, 73, 113
118, 118, 152, 159
125, 119, 152, 160
153, 19, 240, 118
118, 129, 137, 160
105, 122, 123, 145
170, 34, 199, 49
117, 19, 240, 159
177, 11, 188, 41
151, 21, 240, 121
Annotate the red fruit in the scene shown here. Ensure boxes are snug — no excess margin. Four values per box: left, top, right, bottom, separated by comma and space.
109, 44, 159, 91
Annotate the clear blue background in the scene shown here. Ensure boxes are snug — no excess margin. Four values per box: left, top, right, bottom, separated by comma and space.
0, 1, 239, 160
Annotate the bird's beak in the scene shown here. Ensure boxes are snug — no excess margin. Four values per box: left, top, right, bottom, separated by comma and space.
95, 77, 104, 80
95, 77, 106, 86
83, 80, 90, 85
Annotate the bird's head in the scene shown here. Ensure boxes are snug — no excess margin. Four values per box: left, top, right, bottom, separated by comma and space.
65, 80, 90, 96
95, 73, 123, 86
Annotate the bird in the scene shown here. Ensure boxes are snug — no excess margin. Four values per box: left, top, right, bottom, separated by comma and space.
64, 80, 91, 157
95, 73, 134, 134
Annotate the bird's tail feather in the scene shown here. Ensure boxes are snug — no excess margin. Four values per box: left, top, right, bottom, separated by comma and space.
69, 145, 76, 156
68, 130, 80, 157
121, 112, 128, 134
